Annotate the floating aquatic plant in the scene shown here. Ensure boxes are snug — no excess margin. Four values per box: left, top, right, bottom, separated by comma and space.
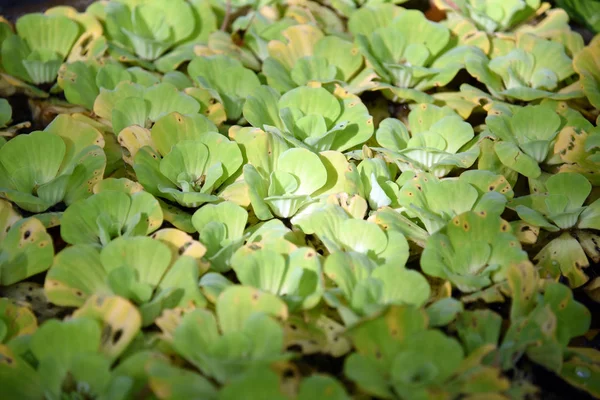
0, 0, 598, 398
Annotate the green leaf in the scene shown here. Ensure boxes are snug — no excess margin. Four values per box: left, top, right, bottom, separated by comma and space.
144, 82, 200, 122
218, 368, 286, 400
72, 295, 142, 361
188, 55, 261, 120
390, 330, 464, 391
291, 57, 337, 86
243, 85, 283, 131
555, 0, 600, 33
0, 99, 12, 128
543, 283, 591, 346
545, 172, 591, 211
580, 198, 600, 230
44, 245, 108, 307
507, 261, 540, 320
0, 218, 53, 286
494, 141, 541, 178
370, 265, 430, 307
0, 298, 37, 344
278, 148, 327, 196
346, 305, 428, 369
0, 131, 65, 212
147, 361, 218, 399
559, 348, 600, 398
216, 286, 288, 334
344, 353, 393, 399
315, 36, 362, 81
58, 62, 101, 109
574, 36, 600, 108
375, 118, 409, 151
0, 345, 43, 399
421, 211, 528, 292
60, 191, 163, 246
192, 201, 247, 241
101, 236, 172, 289
30, 317, 101, 370
2, 13, 79, 84
298, 375, 350, 400
534, 233, 590, 288
426, 298, 464, 328
94, 81, 145, 122
456, 310, 502, 354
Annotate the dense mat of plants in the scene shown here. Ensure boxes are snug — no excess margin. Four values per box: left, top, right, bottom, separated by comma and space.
0, 0, 599, 398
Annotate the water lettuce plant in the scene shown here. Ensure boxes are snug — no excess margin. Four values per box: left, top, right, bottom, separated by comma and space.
1, 13, 80, 84
168, 285, 289, 383
555, 121, 600, 185
466, 33, 581, 102
344, 305, 509, 399
0, 0, 598, 398
0, 202, 53, 285
433, 0, 542, 33
484, 104, 564, 178
574, 35, 600, 109
0, 129, 106, 213
421, 211, 528, 292
192, 201, 248, 272
58, 60, 163, 110
0, 298, 143, 399
556, 0, 600, 33
60, 189, 163, 246
350, 5, 475, 103
509, 172, 600, 288
374, 104, 480, 177
392, 170, 513, 235
292, 203, 410, 265
0, 297, 36, 344
45, 235, 206, 325
323, 252, 430, 325
261, 24, 365, 93
0, 98, 27, 135
243, 84, 374, 152
188, 55, 261, 121
95, 0, 196, 61
454, 262, 592, 382
243, 146, 333, 219
94, 81, 200, 134
132, 112, 243, 208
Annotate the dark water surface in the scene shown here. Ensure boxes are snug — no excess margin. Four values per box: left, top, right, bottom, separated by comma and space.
1, 0, 94, 21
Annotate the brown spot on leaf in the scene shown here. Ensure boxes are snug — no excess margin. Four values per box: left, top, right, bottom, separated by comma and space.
112, 329, 123, 344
